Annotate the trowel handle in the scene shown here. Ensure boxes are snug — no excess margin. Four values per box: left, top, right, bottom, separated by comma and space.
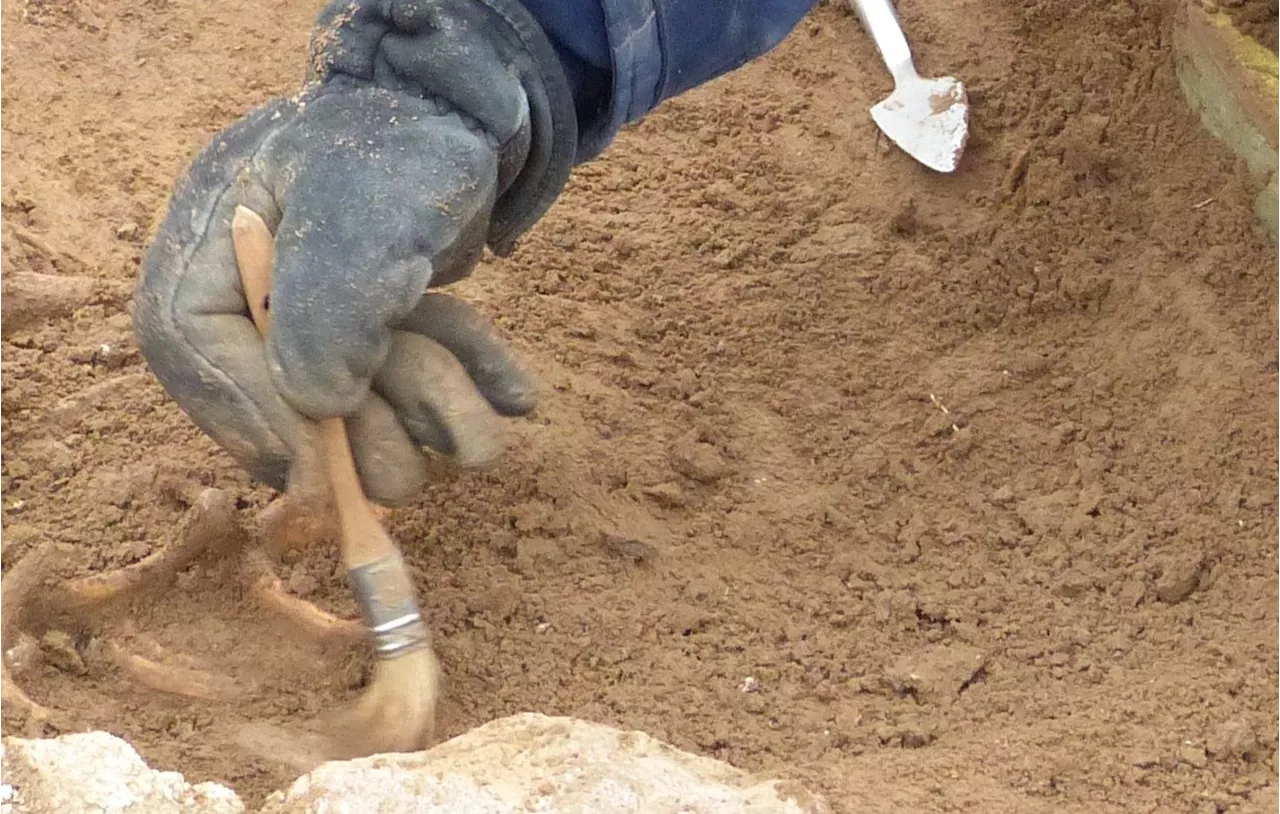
850, 0, 917, 79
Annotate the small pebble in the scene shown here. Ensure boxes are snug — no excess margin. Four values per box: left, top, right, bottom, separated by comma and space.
40, 630, 87, 676
1156, 554, 1205, 604
642, 482, 686, 508
286, 570, 319, 598
1179, 742, 1209, 769
5, 634, 45, 675
671, 440, 731, 484
1206, 718, 1259, 761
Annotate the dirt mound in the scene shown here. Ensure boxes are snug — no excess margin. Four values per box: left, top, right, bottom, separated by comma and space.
2, 0, 1276, 812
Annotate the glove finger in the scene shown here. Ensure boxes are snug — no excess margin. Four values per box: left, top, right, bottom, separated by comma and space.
260, 89, 499, 421
136, 262, 307, 493
395, 292, 537, 417
344, 391, 429, 505
373, 331, 507, 470
135, 105, 311, 493
313, 0, 528, 145
380, 27, 527, 146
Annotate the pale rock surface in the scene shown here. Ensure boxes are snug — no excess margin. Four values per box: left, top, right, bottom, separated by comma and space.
261, 713, 830, 814
1, 715, 829, 814
0, 731, 244, 813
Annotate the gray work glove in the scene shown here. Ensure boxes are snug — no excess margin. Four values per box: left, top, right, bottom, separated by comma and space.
132, 0, 577, 504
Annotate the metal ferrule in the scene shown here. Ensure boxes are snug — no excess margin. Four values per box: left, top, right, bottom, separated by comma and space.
368, 612, 431, 659
347, 557, 431, 660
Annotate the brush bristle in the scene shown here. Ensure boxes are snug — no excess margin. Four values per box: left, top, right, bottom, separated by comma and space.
321, 647, 442, 760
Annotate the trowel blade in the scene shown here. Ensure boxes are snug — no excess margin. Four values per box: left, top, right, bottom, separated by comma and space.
870, 75, 970, 173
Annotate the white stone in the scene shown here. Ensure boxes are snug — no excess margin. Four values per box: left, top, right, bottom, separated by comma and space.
1, 716, 829, 813
1, 731, 244, 814
260, 713, 830, 814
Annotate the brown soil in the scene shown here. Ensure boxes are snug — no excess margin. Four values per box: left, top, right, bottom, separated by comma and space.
2, 0, 1278, 812
1220, 0, 1279, 52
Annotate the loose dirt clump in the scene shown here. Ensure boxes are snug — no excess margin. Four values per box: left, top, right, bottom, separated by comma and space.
2, 0, 1277, 812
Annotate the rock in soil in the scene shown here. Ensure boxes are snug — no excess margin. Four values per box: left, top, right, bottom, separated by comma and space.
1, 731, 244, 813
260, 713, 829, 813
37, 631, 86, 676
1, 718, 828, 813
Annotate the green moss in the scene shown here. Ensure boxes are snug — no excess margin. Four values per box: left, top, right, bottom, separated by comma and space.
1254, 173, 1278, 244
1175, 60, 1277, 178
1175, 8, 1278, 240
1208, 11, 1280, 95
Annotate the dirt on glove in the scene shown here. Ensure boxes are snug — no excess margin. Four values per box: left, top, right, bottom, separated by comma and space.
1, 0, 1276, 812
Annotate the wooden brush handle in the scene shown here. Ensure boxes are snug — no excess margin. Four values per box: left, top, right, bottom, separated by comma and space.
316, 418, 405, 571
230, 205, 402, 571
230, 206, 275, 333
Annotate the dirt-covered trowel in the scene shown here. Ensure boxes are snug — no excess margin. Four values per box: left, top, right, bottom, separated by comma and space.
850, 0, 969, 172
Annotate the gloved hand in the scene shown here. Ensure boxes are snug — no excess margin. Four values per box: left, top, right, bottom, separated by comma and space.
133, 0, 578, 504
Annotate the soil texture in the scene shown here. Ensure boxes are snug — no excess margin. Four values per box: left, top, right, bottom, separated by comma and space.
2, 0, 1277, 812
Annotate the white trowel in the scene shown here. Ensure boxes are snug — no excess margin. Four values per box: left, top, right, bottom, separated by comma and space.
850, 0, 969, 173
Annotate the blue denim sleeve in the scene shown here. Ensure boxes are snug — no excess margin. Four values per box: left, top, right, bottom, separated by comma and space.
519, 0, 819, 162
